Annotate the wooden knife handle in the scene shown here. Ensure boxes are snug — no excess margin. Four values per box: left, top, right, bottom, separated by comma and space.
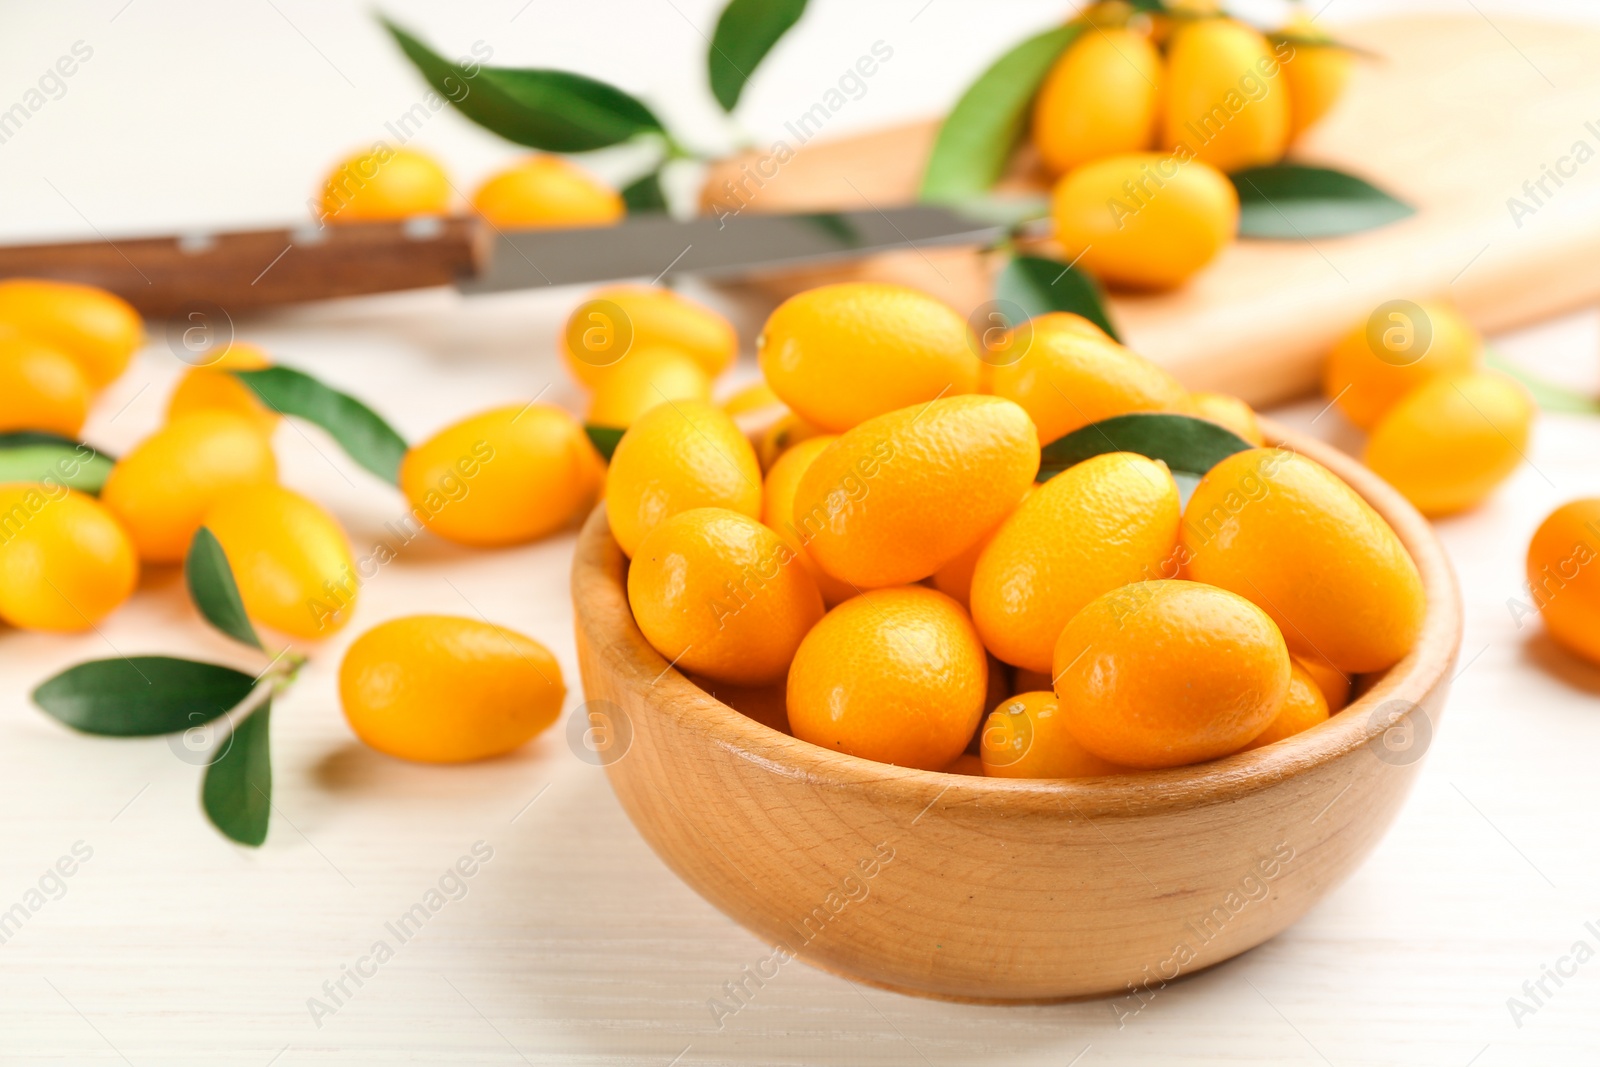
0, 216, 488, 318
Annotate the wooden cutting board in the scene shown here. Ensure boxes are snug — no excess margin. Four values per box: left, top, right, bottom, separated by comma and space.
700, 13, 1600, 406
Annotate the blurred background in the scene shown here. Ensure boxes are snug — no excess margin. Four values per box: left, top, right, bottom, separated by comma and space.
5, 0, 1598, 240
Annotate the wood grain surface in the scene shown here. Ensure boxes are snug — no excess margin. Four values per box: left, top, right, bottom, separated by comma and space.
701, 14, 1600, 406
570, 423, 1463, 1001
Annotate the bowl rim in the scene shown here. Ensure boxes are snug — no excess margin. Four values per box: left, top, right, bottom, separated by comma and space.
573, 415, 1463, 819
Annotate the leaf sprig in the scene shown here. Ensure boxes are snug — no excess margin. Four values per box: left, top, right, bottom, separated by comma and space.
996, 254, 1121, 341
231, 366, 408, 486
583, 425, 626, 463
384, 20, 666, 154
383, 0, 811, 212
1230, 164, 1414, 238
0, 432, 115, 494
708, 0, 808, 112
1485, 350, 1600, 416
1039, 412, 1255, 504
920, 24, 1082, 205
25, 358, 403, 845
32, 508, 309, 847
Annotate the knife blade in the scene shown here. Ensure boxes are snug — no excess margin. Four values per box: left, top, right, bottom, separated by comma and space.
0, 205, 1010, 318
459, 206, 1006, 294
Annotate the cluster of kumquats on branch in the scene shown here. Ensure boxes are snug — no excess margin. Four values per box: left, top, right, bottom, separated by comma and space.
920, 0, 1412, 295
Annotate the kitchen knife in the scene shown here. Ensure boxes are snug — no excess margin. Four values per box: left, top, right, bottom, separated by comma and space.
0, 206, 1014, 318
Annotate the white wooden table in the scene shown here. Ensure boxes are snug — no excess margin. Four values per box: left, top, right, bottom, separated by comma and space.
4, 1, 1600, 1062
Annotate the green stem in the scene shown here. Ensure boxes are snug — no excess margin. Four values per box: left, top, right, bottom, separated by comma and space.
986, 234, 1018, 257
657, 127, 718, 163
266, 650, 309, 697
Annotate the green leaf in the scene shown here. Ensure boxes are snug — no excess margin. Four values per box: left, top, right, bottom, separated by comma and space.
231, 366, 407, 485
799, 212, 864, 245
33, 657, 257, 737
1230, 164, 1414, 239
621, 169, 669, 214
0, 432, 115, 494
384, 19, 664, 152
708, 0, 808, 111
920, 24, 1082, 203
1266, 32, 1379, 59
954, 195, 1051, 229
995, 254, 1121, 342
203, 699, 273, 847
585, 424, 625, 462
185, 528, 263, 650
1038, 413, 1253, 485
1485, 350, 1600, 415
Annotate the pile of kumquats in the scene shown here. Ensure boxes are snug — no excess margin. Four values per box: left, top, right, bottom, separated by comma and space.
587, 281, 1590, 777
604, 281, 1422, 775
1034, 0, 1353, 291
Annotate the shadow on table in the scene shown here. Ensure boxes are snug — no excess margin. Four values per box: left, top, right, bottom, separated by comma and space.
1521, 631, 1600, 695
307, 741, 505, 795
337, 507, 592, 569
309, 734, 559, 795
310, 740, 406, 794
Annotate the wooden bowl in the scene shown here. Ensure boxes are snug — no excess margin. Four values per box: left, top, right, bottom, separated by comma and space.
570, 422, 1461, 1001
